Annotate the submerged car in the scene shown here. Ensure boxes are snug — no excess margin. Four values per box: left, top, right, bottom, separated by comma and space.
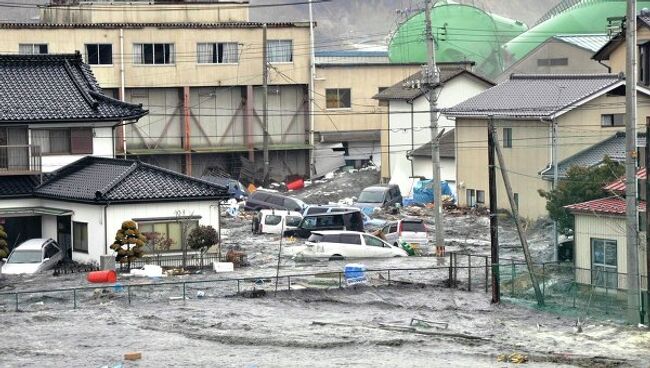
300, 230, 408, 260
284, 210, 364, 239
1, 238, 64, 274
302, 204, 387, 229
252, 209, 303, 235
382, 218, 428, 247
354, 184, 403, 214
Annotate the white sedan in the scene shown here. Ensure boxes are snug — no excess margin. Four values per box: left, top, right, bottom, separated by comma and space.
1, 238, 64, 274
299, 230, 408, 260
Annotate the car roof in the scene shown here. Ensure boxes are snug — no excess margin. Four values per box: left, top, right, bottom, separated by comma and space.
311, 230, 365, 235
15, 238, 51, 250
362, 186, 389, 192
304, 209, 359, 216
401, 217, 424, 222
259, 209, 302, 216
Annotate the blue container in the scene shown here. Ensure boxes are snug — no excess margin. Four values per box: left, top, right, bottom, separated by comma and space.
344, 264, 366, 281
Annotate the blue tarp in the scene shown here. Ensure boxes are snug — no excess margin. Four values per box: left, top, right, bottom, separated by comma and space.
412, 179, 454, 204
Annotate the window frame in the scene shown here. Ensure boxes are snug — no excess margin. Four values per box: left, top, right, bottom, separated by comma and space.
502, 127, 513, 148
266, 39, 293, 63
325, 88, 352, 110
133, 43, 175, 65
476, 190, 486, 205
31, 128, 93, 155
196, 42, 239, 64
73, 222, 89, 253
536, 57, 568, 66
19, 43, 48, 55
85, 43, 113, 66
591, 238, 618, 288
137, 219, 199, 254
600, 113, 625, 127
640, 42, 650, 86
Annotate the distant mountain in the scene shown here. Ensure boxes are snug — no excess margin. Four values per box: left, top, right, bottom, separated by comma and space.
250, 0, 560, 50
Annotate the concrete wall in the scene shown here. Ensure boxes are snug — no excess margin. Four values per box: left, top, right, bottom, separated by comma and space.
574, 213, 647, 290
497, 41, 608, 83
386, 76, 490, 193
41, 3, 249, 24
0, 25, 310, 89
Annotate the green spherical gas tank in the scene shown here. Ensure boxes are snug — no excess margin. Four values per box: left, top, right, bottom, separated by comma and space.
388, 1, 527, 76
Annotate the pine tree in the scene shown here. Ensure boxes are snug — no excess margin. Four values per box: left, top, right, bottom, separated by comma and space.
0, 225, 9, 259
109, 220, 146, 269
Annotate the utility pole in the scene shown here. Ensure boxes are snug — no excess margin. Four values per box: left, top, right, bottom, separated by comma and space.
493, 126, 544, 306
423, 0, 445, 257
645, 117, 650, 324
308, 0, 316, 178
625, 0, 641, 324
488, 117, 500, 303
262, 23, 270, 187
552, 119, 559, 262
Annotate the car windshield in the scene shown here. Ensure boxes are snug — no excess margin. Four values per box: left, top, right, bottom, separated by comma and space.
358, 190, 385, 203
7, 250, 42, 264
286, 216, 302, 227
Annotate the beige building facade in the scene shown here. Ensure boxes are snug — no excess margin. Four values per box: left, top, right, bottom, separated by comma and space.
0, 2, 312, 181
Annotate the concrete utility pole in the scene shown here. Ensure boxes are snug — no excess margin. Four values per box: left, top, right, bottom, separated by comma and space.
423, 0, 445, 257
487, 117, 500, 303
308, 0, 316, 178
625, 0, 641, 324
552, 119, 559, 262
262, 23, 270, 187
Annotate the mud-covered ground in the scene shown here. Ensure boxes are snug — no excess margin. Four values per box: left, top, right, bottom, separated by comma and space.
1, 168, 648, 367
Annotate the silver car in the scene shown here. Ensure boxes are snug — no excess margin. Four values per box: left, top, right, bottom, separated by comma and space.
1, 238, 64, 274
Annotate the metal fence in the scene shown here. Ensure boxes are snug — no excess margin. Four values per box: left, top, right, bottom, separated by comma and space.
124, 253, 222, 270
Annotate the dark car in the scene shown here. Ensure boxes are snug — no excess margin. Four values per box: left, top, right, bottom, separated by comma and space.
244, 190, 307, 212
354, 184, 403, 214
201, 175, 248, 200
284, 209, 364, 239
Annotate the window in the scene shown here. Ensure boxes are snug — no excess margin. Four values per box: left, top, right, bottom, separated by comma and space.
322, 234, 341, 243
466, 189, 476, 207
591, 238, 617, 288
31, 128, 93, 155
326, 88, 351, 109
197, 42, 239, 64
378, 87, 388, 107
363, 234, 385, 247
601, 113, 625, 127
476, 190, 485, 204
264, 215, 282, 225
43, 242, 60, 259
286, 216, 302, 227
640, 42, 650, 86
537, 58, 568, 66
503, 127, 513, 148
340, 233, 362, 245
85, 44, 113, 65
266, 40, 293, 63
138, 220, 198, 253
19, 43, 48, 55
73, 222, 88, 253
133, 43, 174, 65
306, 207, 328, 215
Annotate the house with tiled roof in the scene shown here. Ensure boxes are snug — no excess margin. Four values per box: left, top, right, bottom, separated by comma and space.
373, 66, 493, 197
0, 156, 229, 263
564, 176, 647, 291
0, 53, 147, 175
444, 73, 650, 219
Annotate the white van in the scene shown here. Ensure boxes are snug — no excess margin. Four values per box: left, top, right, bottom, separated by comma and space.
252, 209, 303, 235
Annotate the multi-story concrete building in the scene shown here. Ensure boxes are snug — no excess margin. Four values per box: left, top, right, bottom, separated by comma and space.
0, 0, 312, 182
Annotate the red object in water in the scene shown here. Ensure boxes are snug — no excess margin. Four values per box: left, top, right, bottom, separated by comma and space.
286, 178, 305, 191
87, 270, 117, 283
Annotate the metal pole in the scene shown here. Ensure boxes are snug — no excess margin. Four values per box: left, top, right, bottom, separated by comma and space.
262, 23, 270, 187
468, 254, 472, 291
485, 257, 489, 293
645, 117, 650, 323
308, 0, 316, 178
494, 127, 545, 306
275, 218, 285, 296
73, 289, 77, 309
488, 118, 500, 303
423, 0, 445, 257
625, 0, 641, 324
552, 119, 559, 262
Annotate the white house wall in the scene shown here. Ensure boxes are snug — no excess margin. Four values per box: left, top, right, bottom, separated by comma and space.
387, 76, 488, 195
411, 157, 457, 197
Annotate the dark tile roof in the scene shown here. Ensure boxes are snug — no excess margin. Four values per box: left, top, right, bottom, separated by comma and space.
374, 68, 494, 101
540, 132, 646, 180
32, 156, 228, 203
408, 129, 455, 159
444, 74, 623, 119
0, 175, 41, 198
0, 53, 147, 123
593, 15, 650, 61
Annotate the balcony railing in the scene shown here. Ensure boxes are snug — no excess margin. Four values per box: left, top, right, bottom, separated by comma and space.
0, 145, 42, 175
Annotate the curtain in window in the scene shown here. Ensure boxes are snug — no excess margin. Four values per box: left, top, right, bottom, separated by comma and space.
31, 130, 51, 154
19, 44, 34, 55
197, 43, 213, 64
50, 130, 70, 154
222, 43, 238, 63
132, 43, 143, 64
267, 40, 292, 63
167, 44, 175, 64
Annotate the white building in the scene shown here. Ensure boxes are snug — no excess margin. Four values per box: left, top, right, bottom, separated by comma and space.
374, 65, 493, 197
